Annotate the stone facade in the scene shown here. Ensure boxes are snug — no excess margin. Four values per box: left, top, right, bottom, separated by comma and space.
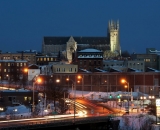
42, 20, 121, 63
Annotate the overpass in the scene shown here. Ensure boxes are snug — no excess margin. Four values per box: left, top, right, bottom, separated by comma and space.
0, 116, 120, 130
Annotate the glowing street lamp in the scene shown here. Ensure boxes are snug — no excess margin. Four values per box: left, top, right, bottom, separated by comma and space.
32, 76, 41, 113
77, 75, 84, 98
66, 76, 80, 124
121, 79, 130, 114
24, 68, 28, 73
140, 96, 146, 112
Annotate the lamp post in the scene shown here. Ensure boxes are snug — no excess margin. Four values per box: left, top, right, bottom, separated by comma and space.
82, 76, 84, 98
121, 79, 130, 114
149, 95, 155, 113
66, 76, 80, 124
32, 76, 41, 114
140, 96, 146, 112
54, 79, 60, 113
22, 68, 28, 89
13, 108, 17, 119
66, 78, 76, 123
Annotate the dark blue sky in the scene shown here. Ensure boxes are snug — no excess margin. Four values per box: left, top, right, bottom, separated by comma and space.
0, 0, 160, 54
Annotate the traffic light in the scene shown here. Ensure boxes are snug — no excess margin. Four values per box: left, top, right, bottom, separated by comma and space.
109, 94, 112, 98
117, 94, 120, 98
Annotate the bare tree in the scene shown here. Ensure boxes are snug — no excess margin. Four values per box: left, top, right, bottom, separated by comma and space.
44, 78, 69, 114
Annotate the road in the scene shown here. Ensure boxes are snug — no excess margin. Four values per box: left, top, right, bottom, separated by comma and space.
75, 98, 113, 115
0, 113, 110, 128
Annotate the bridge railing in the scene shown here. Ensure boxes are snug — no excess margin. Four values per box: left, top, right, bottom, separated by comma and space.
1, 116, 112, 129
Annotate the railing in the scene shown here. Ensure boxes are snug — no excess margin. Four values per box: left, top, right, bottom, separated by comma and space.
0, 116, 111, 129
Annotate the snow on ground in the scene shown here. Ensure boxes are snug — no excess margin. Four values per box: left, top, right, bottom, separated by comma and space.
0, 89, 159, 129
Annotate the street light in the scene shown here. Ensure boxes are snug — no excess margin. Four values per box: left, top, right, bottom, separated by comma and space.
66, 76, 80, 124
140, 96, 146, 112
21, 68, 28, 89
77, 75, 84, 98
32, 76, 41, 114
13, 108, 17, 119
121, 79, 130, 114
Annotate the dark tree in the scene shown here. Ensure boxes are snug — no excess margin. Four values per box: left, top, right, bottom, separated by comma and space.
121, 50, 131, 57
44, 78, 69, 113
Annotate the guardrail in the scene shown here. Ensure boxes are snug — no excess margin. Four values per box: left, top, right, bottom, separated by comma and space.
0, 116, 112, 129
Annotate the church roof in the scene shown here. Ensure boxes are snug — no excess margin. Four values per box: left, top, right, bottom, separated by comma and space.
78, 48, 102, 53
43, 36, 109, 45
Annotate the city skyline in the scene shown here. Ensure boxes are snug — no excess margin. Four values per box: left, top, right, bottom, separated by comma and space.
0, 0, 160, 54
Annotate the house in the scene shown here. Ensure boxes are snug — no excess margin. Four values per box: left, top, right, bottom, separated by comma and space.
0, 89, 38, 112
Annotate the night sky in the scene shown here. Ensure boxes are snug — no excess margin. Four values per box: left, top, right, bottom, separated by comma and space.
0, 0, 160, 54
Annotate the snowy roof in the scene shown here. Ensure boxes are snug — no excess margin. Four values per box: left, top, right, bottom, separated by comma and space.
109, 67, 122, 72
128, 68, 141, 72
78, 48, 102, 53
146, 67, 160, 72
0, 60, 28, 62
78, 55, 103, 59
94, 68, 107, 72
1, 89, 32, 93
79, 68, 92, 73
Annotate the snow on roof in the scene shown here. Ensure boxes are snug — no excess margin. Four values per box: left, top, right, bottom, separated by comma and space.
1, 89, 32, 92
78, 55, 103, 58
147, 67, 160, 72
109, 67, 122, 72
79, 68, 92, 73
78, 48, 102, 53
149, 49, 160, 53
94, 68, 107, 72
0, 60, 28, 62
128, 68, 141, 72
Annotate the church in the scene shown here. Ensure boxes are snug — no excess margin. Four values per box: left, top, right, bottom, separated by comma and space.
41, 20, 121, 63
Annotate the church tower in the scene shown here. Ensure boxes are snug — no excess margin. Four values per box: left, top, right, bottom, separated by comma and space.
108, 20, 121, 55
66, 36, 77, 63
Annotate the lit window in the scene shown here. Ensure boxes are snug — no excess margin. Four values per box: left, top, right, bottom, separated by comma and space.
24, 97, 27, 101
145, 59, 150, 62
28, 97, 31, 101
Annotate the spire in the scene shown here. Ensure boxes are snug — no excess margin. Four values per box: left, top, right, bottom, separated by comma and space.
108, 20, 111, 30
117, 20, 119, 29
